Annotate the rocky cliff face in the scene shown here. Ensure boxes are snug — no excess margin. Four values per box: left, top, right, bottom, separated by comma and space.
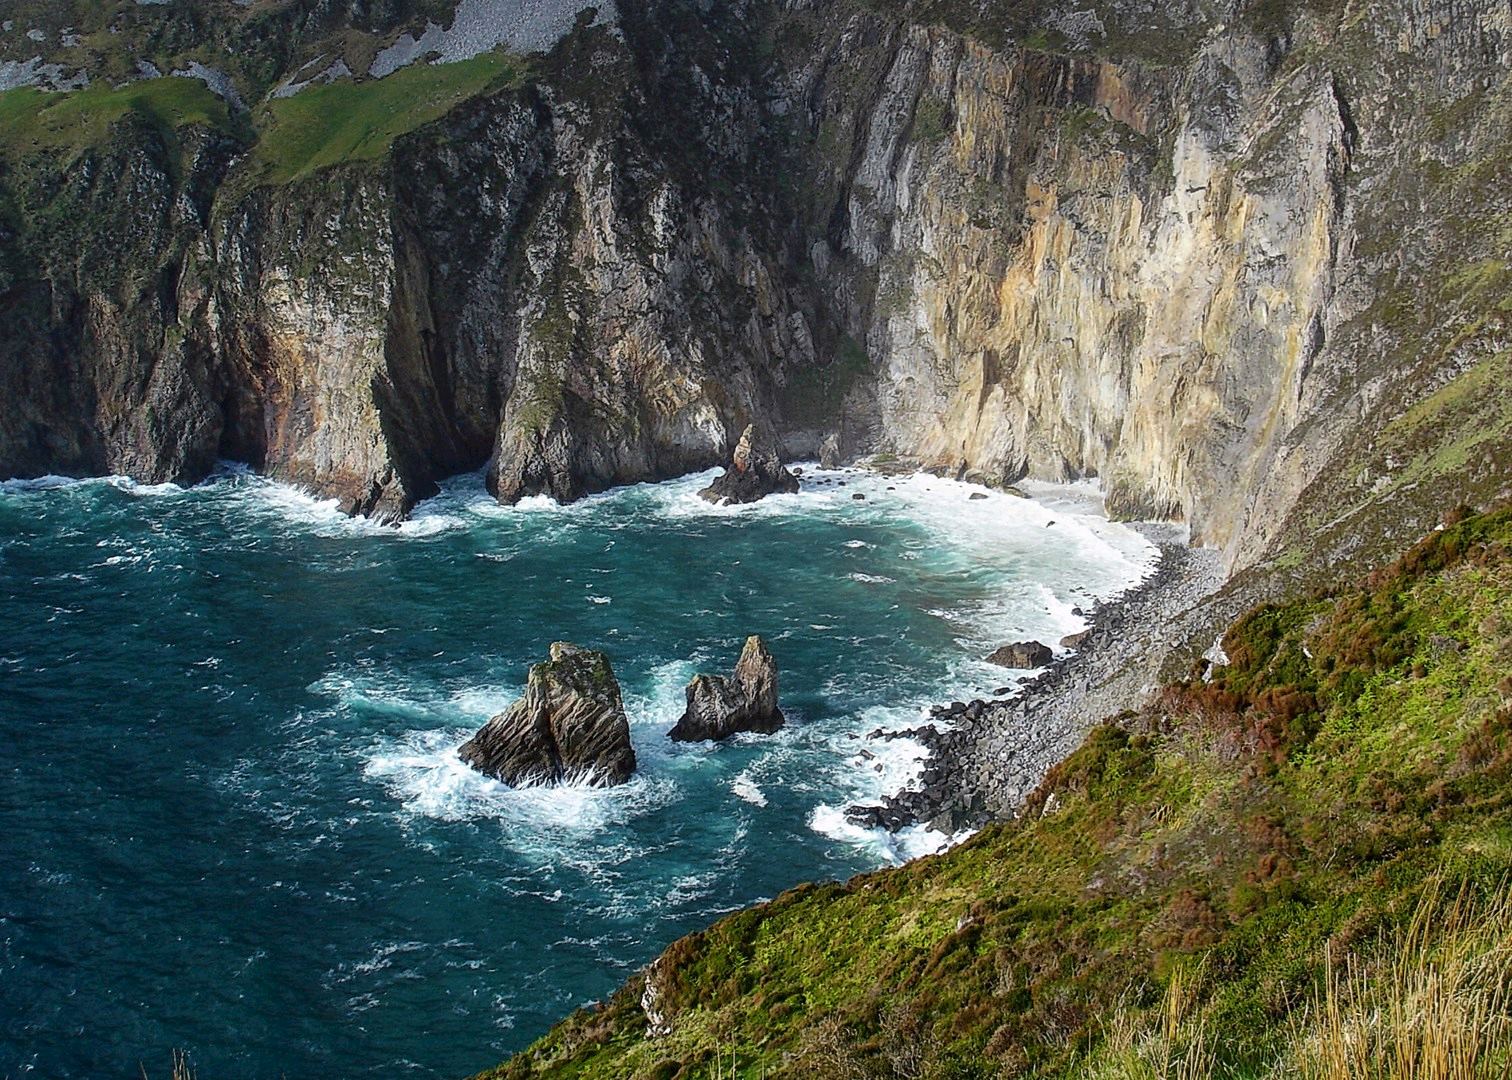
1, 0, 1507, 571
779, 0, 1509, 569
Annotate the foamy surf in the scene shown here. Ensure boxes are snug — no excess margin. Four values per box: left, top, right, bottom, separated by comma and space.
363, 727, 678, 838
732, 771, 768, 806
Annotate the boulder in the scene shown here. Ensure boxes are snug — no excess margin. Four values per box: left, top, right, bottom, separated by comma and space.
1060, 629, 1093, 649
699, 424, 799, 505
986, 640, 1053, 669
459, 642, 636, 787
818, 433, 842, 469
669, 636, 784, 742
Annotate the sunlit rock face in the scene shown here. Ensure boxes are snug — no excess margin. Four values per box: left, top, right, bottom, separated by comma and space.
669, 636, 786, 743
459, 642, 637, 788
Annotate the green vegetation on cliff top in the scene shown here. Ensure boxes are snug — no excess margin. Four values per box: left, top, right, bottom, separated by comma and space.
0, 78, 235, 160
0, 49, 526, 189
238, 51, 527, 185
490, 506, 1512, 1078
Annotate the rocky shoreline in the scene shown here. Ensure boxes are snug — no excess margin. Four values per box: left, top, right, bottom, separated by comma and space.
849, 523, 1226, 835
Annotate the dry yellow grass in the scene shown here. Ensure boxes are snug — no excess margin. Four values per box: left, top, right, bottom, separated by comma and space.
1076, 879, 1511, 1080
1285, 879, 1512, 1080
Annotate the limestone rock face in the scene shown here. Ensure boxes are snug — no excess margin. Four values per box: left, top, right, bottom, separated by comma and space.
987, 641, 1054, 669
698, 425, 800, 505
459, 643, 636, 787
669, 636, 785, 742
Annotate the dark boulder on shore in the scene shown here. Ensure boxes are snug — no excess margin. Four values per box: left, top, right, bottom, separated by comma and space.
699, 424, 799, 505
459, 643, 636, 787
1060, 629, 1093, 649
669, 636, 784, 742
986, 640, 1054, 668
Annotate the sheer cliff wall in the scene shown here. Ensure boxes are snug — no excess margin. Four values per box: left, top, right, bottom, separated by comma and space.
1, 0, 1507, 570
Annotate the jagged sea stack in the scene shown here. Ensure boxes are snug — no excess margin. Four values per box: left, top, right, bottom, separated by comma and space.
698, 425, 800, 505
459, 643, 636, 787
670, 636, 785, 742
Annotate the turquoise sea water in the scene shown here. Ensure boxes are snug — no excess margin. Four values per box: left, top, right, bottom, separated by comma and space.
0, 466, 1153, 1078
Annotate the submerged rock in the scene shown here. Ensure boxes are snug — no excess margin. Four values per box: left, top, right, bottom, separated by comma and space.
699, 424, 799, 505
986, 641, 1054, 669
459, 642, 636, 787
669, 636, 784, 742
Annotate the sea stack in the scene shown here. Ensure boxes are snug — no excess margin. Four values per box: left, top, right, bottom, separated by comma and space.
669, 636, 785, 742
459, 643, 636, 787
698, 424, 800, 505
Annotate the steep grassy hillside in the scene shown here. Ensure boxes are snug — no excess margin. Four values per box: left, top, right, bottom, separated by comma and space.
490, 506, 1512, 1078
0, 79, 235, 158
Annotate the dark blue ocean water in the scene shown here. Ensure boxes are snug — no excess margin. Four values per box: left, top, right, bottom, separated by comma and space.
0, 466, 1152, 1078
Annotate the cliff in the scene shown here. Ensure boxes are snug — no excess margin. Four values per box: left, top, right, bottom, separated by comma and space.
4, 2, 1510, 1075
2, 0, 1506, 564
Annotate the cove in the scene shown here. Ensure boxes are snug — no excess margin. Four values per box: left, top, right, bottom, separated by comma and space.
0, 465, 1153, 1078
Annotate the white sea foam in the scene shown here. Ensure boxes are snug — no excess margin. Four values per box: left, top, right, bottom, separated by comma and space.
362, 726, 677, 843
808, 805, 964, 864
732, 771, 768, 807
226, 460, 1152, 869
0, 472, 179, 496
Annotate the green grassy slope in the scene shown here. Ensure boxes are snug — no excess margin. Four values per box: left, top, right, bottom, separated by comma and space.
236, 51, 527, 186
0, 0, 460, 102
490, 507, 1512, 1078
0, 79, 236, 161
0, 48, 527, 190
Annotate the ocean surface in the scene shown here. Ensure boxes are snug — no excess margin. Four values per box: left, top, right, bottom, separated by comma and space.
0, 465, 1154, 1078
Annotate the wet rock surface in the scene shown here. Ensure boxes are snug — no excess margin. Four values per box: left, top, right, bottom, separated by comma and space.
986, 641, 1053, 668
669, 636, 785, 742
459, 642, 636, 787
698, 425, 800, 506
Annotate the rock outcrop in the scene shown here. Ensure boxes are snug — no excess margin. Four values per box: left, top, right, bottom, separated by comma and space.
458, 642, 636, 787
986, 641, 1054, 669
669, 636, 785, 742
1059, 630, 1093, 650
697, 425, 800, 506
